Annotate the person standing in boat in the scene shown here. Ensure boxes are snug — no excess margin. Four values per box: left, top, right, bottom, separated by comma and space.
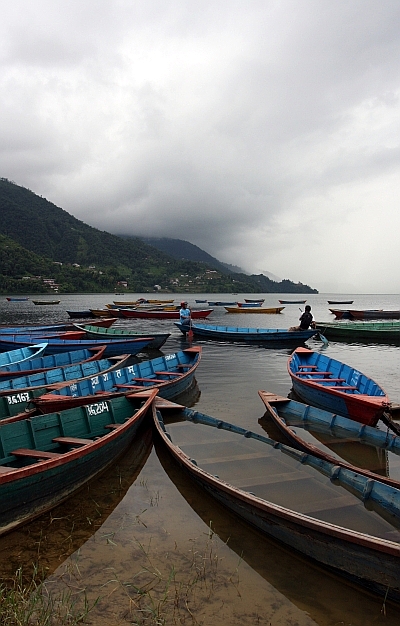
179, 301, 191, 328
289, 305, 315, 331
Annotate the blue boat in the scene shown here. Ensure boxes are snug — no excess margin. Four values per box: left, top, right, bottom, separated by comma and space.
153, 398, 400, 604
32, 346, 202, 414
0, 335, 154, 357
174, 322, 317, 343
0, 346, 108, 380
258, 391, 400, 488
0, 343, 48, 370
207, 301, 237, 306
66, 310, 96, 319
0, 353, 130, 396
288, 347, 389, 427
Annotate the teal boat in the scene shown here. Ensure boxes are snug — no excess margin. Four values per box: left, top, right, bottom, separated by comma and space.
315, 320, 400, 342
72, 323, 170, 350
0, 389, 156, 535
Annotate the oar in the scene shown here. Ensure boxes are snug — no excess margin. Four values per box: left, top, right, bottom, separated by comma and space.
187, 316, 194, 341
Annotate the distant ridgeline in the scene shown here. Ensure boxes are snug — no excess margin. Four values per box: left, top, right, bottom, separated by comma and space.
0, 178, 318, 294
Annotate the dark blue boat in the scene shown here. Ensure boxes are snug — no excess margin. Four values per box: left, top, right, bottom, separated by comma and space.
0, 334, 154, 357
174, 322, 317, 343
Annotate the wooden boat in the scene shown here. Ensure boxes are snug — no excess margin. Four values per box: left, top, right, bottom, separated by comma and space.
244, 298, 265, 303
224, 306, 285, 314
119, 308, 213, 320
258, 391, 400, 488
195, 299, 207, 303
0, 334, 154, 357
278, 299, 307, 304
0, 353, 130, 396
32, 346, 202, 414
287, 347, 389, 426
0, 388, 157, 536
174, 322, 317, 343
350, 310, 400, 320
113, 299, 175, 306
207, 301, 237, 306
327, 300, 354, 305
66, 310, 96, 319
237, 302, 262, 308
89, 308, 119, 318
314, 321, 400, 342
152, 399, 400, 603
32, 300, 61, 305
0, 318, 117, 333
72, 324, 170, 350
0, 343, 48, 370
330, 309, 400, 320
0, 346, 107, 380
6, 297, 29, 302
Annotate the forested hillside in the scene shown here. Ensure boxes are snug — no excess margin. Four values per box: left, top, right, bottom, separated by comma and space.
0, 178, 318, 294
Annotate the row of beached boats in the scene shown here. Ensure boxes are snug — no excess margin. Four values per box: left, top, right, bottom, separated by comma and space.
0, 312, 400, 605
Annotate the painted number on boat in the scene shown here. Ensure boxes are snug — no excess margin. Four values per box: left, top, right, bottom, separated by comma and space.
6, 392, 31, 405
87, 401, 108, 416
165, 354, 176, 361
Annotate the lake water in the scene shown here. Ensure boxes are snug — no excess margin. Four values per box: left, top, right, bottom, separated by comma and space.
0, 292, 399, 625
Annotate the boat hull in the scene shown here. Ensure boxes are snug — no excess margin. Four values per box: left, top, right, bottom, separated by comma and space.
0, 390, 156, 535
0, 343, 48, 369
32, 346, 202, 414
153, 402, 400, 603
288, 347, 389, 426
120, 309, 213, 320
224, 306, 285, 314
73, 324, 170, 350
0, 335, 153, 357
174, 322, 316, 343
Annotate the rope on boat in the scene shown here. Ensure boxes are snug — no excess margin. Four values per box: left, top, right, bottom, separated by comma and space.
381, 411, 400, 437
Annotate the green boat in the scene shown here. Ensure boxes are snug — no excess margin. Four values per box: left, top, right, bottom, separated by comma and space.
314, 320, 400, 342
0, 389, 156, 536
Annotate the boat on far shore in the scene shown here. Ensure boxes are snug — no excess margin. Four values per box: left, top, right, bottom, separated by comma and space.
278, 299, 307, 304
327, 300, 354, 305
6, 297, 29, 302
32, 300, 61, 306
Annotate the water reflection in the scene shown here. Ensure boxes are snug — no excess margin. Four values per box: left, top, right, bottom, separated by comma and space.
0, 425, 153, 582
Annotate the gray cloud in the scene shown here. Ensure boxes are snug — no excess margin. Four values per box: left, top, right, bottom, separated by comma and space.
1, 0, 400, 292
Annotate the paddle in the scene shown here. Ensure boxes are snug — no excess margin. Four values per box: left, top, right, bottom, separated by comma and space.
187, 315, 194, 341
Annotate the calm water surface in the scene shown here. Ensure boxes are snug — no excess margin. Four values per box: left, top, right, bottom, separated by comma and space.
0, 292, 399, 625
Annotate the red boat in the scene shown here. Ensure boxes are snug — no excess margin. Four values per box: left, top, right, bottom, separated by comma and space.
119, 308, 213, 320
329, 309, 400, 320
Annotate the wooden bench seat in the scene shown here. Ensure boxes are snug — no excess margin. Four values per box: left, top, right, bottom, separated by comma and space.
0, 465, 15, 473
154, 371, 183, 377
296, 371, 333, 376
12, 448, 62, 459
53, 436, 93, 446
104, 423, 121, 430
307, 378, 346, 383
298, 365, 317, 369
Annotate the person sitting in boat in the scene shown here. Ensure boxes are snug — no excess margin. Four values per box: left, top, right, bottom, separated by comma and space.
179, 301, 191, 327
289, 305, 315, 331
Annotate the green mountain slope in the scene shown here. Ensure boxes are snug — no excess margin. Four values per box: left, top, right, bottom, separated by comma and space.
0, 178, 318, 294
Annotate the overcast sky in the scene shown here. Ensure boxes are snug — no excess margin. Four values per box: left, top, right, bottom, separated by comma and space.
1, 1, 400, 293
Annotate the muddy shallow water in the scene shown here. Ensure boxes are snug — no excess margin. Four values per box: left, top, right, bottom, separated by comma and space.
0, 292, 400, 624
